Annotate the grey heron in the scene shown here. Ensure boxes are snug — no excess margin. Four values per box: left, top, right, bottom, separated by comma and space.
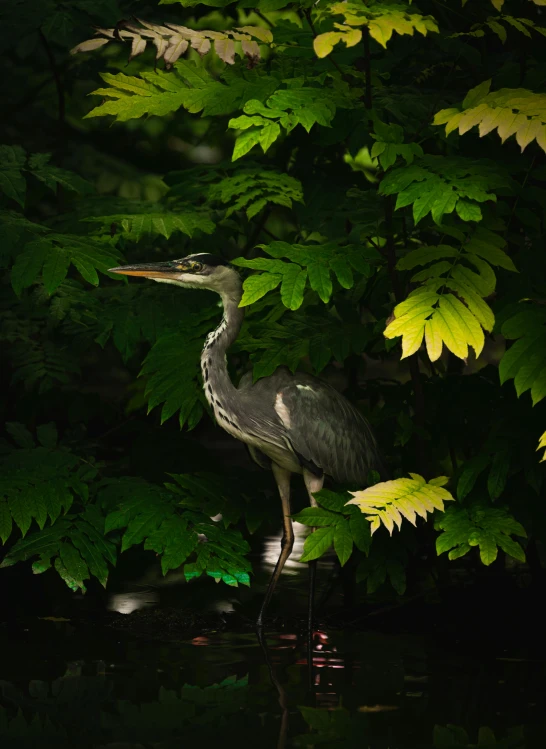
110, 253, 385, 626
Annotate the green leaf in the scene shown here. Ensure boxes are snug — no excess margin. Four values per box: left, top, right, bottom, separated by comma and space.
54, 557, 85, 592
436, 504, 527, 567
11, 240, 48, 296
240, 273, 282, 306
70, 530, 110, 588
457, 455, 491, 500
487, 451, 510, 501
259, 122, 281, 153
299, 526, 335, 562
349, 512, 372, 554
479, 533, 498, 565
315, 489, 350, 513
36, 423, 58, 449
0, 500, 12, 544
0, 522, 69, 568
280, 266, 307, 310
6, 422, 35, 448
121, 505, 171, 552
42, 249, 71, 294
334, 520, 353, 566
462, 79, 492, 109
456, 199, 483, 222
0, 144, 27, 207
232, 129, 262, 161
308, 263, 332, 303
59, 542, 89, 586
291, 507, 339, 526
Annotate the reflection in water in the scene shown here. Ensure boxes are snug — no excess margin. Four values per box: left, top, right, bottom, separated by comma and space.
0, 618, 544, 748
108, 590, 159, 615
106, 521, 334, 617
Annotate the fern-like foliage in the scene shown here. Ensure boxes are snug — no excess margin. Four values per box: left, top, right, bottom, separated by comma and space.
291, 489, 374, 566
71, 19, 272, 67
85, 210, 215, 241
379, 156, 512, 224
209, 170, 303, 219
238, 312, 370, 379
453, 14, 546, 44
384, 226, 517, 360
10, 339, 80, 392
346, 474, 454, 535
0, 145, 92, 207
234, 240, 376, 309
435, 503, 526, 565
0, 426, 116, 592
100, 477, 252, 585
0, 424, 96, 543
1, 509, 117, 591
434, 80, 546, 154
371, 119, 424, 171
313, 0, 438, 56
457, 450, 511, 502
138, 305, 218, 428
291, 486, 418, 593
227, 86, 354, 159
10, 228, 122, 297
85, 61, 280, 122
499, 304, 546, 405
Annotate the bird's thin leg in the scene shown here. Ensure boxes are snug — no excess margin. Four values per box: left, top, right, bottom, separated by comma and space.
257, 464, 293, 628
303, 469, 324, 683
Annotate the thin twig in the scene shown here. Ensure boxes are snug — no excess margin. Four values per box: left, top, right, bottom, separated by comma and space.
39, 28, 66, 213
254, 9, 273, 28
505, 154, 537, 239
39, 29, 65, 125
383, 196, 428, 476
407, 56, 460, 143
244, 207, 272, 256
304, 10, 344, 76
362, 28, 372, 111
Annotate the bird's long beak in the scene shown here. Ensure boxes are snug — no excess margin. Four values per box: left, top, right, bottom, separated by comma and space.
108, 261, 182, 279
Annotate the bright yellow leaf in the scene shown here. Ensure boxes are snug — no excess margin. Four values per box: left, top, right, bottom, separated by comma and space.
432, 303, 469, 360
401, 321, 425, 359
347, 475, 454, 535
442, 294, 485, 358
425, 316, 444, 361
313, 31, 344, 58
537, 431, 546, 462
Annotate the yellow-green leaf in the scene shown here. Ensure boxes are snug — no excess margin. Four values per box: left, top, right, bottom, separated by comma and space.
347, 475, 454, 535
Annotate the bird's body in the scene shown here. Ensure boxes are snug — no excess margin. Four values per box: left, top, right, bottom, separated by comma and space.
110, 252, 384, 625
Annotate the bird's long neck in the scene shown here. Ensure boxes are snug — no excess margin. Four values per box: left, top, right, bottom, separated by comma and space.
200, 289, 244, 415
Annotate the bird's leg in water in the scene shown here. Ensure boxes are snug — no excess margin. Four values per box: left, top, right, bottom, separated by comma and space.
257, 464, 294, 628
303, 468, 324, 683
256, 627, 289, 749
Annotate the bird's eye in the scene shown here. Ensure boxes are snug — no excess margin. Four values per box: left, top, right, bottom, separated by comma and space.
191, 262, 203, 272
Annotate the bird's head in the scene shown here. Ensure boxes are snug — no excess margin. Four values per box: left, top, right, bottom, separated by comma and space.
109, 253, 241, 298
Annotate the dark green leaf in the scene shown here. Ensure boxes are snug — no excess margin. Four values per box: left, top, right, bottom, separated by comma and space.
334, 520, 353, 566
299, 526, 335, 562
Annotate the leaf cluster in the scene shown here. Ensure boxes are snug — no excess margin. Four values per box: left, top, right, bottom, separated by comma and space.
435, 503, 526, 566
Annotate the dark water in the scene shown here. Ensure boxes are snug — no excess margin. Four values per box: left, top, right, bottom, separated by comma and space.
1, 530, 545, 748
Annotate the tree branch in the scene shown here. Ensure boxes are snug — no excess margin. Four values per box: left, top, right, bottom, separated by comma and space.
383, 197, 428, 477
39, 29, 65, 126
362, 27, 372, 111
